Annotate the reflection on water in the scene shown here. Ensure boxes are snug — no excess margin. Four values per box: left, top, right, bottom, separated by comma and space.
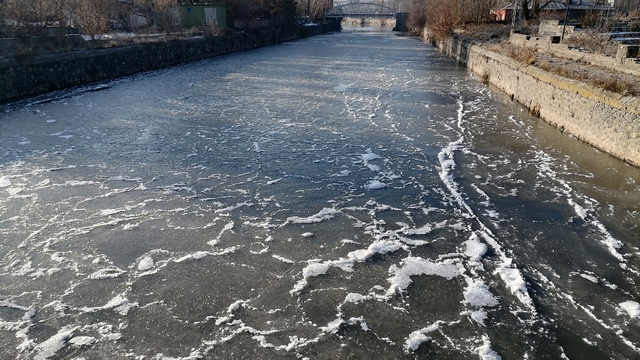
0, 30, 639, 359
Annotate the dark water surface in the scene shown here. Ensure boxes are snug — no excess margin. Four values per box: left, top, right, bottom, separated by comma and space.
1, 28, 639, 359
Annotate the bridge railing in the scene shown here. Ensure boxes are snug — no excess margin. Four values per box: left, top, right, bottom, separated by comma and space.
325, 3, 395, 18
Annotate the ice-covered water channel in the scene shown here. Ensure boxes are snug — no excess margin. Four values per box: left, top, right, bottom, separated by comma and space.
1, 27, 640, 359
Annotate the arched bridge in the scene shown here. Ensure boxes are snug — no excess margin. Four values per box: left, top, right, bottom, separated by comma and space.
325, 3, 395, 18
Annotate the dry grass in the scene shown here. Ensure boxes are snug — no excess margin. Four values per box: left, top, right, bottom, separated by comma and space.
536, 56, 640, 96
562, 33, 618, 57
506, 45, 538, 65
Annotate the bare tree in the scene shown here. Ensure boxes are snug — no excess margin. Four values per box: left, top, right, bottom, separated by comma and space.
128, 0, 153, 34
153, 0, 181, 33
0, 0, 6, 36
407, 0, 504, 36
297, 0, 327, 21
74, 0, 112, 39
3, 0, 67, 35
520, 0, 559, 23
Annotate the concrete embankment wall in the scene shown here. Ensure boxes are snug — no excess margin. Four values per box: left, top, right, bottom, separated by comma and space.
0, 24, 335, 103
424, 32, 640, 167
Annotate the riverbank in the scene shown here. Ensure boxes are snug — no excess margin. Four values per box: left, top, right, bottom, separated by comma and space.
0, 24, 339, 103
422, 29, 640, 167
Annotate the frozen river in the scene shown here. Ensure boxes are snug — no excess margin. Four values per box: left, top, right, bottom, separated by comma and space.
1, 28, 640, 359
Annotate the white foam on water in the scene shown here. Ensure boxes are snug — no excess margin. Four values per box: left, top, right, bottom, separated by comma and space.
533, 150, 627, 263
403, 322, 441, 353
347, 239, 403, 262
334, 84, 349, 92
32, 326, 77, 360
364, 180, 386, 190
495, 265, 531, 309
620, 301, 640, 318
470, 310, 488, 326
215, 201, 253, 214
87, 267, 126, 280
464, 234, 488, 260
0, 176, 11, 188
291, 258, 354, 294
272, 255, 295, 264
579, 273, 598, 283
344, 293, 371, 304
303, 262, 331, 278
400, 223, 432, 235
387, 257, 460, 295
366, 163, 381, 171
283, 208, 338, 225
404, 331, 431, 352
208, 221, 234, 246
80, 294, 138, 316
464, 281, 499, 308
319, 318, 343, 334
559, 292, 640, 352
137, 256, 154, 271
438, 99, 536, 313
360, 149, 383, 173
477, 335, 502, 360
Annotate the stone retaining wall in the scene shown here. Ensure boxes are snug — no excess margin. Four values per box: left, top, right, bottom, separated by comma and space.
510, 32, 640, 77
0, 24, 338, 103
424, 31, 640, 166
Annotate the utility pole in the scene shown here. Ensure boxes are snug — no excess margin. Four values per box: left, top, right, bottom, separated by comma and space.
561, 0, 570, 40
511, 1, 518, 31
